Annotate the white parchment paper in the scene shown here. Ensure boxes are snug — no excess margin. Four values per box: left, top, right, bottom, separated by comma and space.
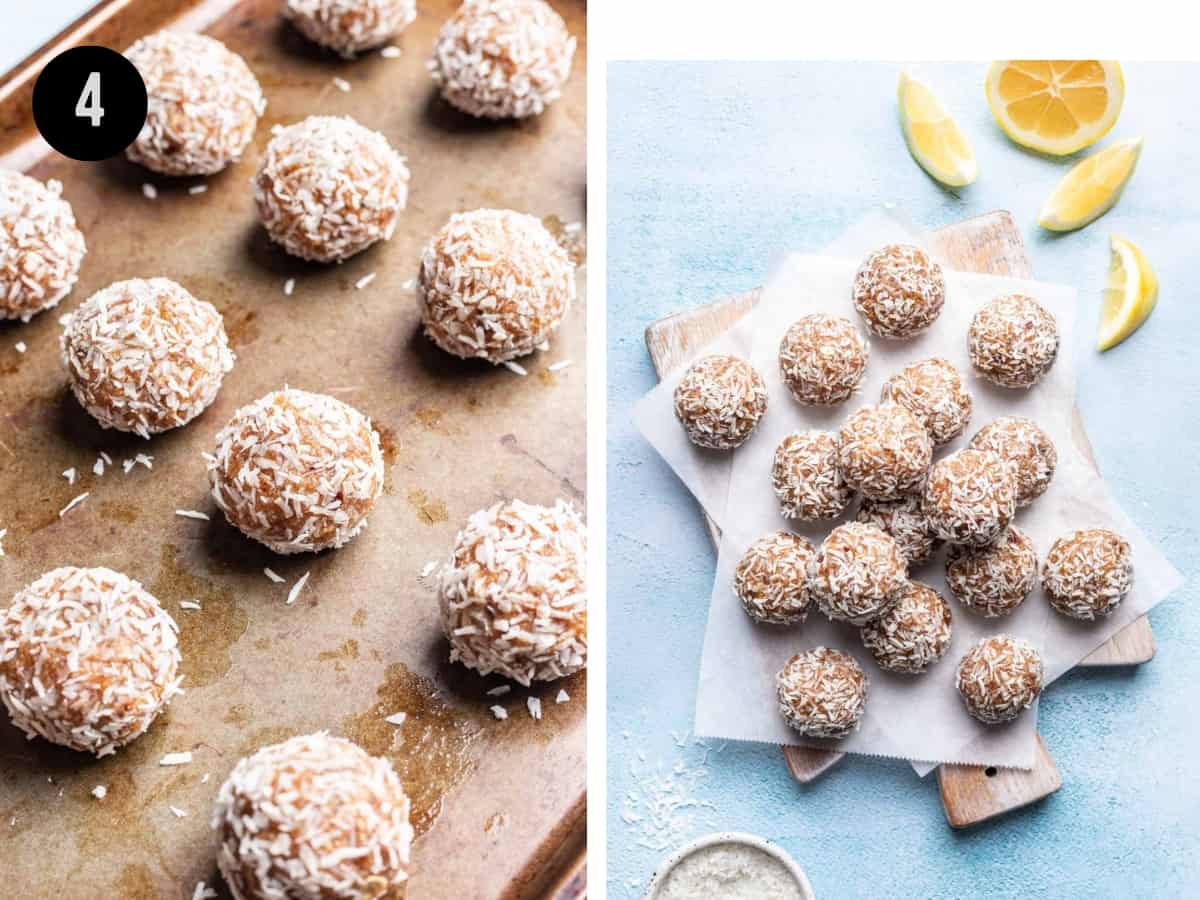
633, 212, 1184, 771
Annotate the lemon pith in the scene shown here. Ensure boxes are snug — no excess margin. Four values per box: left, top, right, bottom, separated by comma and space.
1099, 236, 1158, 351
898, 71, 978, 187
1039, 137, 1143, 231
986, 61, 1124, 156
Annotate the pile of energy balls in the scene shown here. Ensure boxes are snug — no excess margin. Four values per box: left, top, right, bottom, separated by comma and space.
0, 3, 585, 898
673, 243, 1134, 741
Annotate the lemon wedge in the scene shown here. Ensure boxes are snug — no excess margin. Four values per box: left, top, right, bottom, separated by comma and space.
986, 61, 1124, 156
897, 71, 977, 187
1039, 137, 1143, 231
1099, 236, 1158, 351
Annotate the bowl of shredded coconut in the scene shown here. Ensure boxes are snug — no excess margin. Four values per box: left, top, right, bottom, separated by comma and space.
644, 831, 815, 900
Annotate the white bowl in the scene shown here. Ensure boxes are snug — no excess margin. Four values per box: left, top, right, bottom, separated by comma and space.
642, 830, 816, 900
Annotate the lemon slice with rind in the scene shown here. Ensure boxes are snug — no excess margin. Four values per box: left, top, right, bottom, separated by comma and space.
986, 61, 1124, 156
1039, 137, 1142, 232
898, 72, 977, 187
1100, 236, 1158, 351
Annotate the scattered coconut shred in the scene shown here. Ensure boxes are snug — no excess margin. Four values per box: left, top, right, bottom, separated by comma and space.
286, 571, 311, 605
354, 272, 377, 290
0, 527, 6, 557
91, 785, 107, 800
160, 751, 193, 766
332, 76, 352, 93
264, 567, 285, 584
59, 492, 89, 517
527, 697, 542, 720
188, 184, 208, 195
490, 705, 507, 720
142, 183, 157, 200
621, 735, 723, 853
62, 468, 76, 485
192, 882, 217, 900
384, 712, 406, 726
175, 509, 209, 520
14, 341, 26, 353
168, 805, 188, 818
283, 278, 295, 296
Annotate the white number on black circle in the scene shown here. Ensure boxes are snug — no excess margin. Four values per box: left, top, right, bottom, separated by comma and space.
75, 72, 104, 127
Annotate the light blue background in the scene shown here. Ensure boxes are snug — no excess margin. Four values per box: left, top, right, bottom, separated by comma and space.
607, 62, 1199, 899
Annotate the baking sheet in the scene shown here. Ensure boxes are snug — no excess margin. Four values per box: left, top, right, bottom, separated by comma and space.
0, 1, 586, 897
633, 211, 1183, 770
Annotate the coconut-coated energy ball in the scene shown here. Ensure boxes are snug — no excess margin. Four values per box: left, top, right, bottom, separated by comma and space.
880, 357, 972, 446
60, 277, 234, 438
0, 171, 86, 322
126, 31, 265, 176
0, 567, 181, 756
778, 314, 869, 405
855, 495, 939, 566
776, 647, 868, 739
734, 531, 816, 626
860, 581, 952, 675
673, 353, 767, 450
430, 0, 576, 119
208, 389, 384, 554
809, 522, 908, 625
946, 526, 1038, 618
852, 244, 945, 339
418, 208, 574, 363
771, 430, 853, 522
284, 0, 417, 57
438, 499, 586, 685
837, 403, 932, 500
968, 294, 1059, 389
970, 416, 1057, 507
956, 635, 1043, 724
214, 732, 413, 900
922, 449, 1017, 546
1042, 528, 1133, 620
255, 115, 409, 263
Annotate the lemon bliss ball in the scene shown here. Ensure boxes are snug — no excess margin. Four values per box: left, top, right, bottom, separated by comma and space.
418, 209, 574, 363
956, 635, 1043, 724
0, 567, 181, 756
946, 526, 1038, 618
125, 31, 265, 176
776, 647, 868, 739
771, 430, 853, 522
255, 115, 409, 263
970, 416, 1057, 507
673, 353, 767, 450
922, 448, 1017, 546
284, 0, 417, 57
60, 277, 234, 437
734, 531, 816, 626
860, 581, 952, 675
207, 389, 384, 554
855, 495, 939, 566
213, 733, 413, 900
968, 294, 1059, 389
837, 403, 932, 500
778, 314, 868, 406
430, 0, 576, 119
852, 244, 945, 339
1042, 528, 1133, 620
437, 499, 587, 685
880, 357, 972, 446
809, 522, 908, 626
0, 171, 86, 322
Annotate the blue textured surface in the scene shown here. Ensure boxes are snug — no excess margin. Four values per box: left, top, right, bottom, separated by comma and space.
606, 62, 1199, 899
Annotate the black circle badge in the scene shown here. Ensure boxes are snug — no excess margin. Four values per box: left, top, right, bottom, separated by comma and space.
33, 45, 147, 162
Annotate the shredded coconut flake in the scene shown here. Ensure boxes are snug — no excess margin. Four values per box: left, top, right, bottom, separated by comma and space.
380, 46, 402, 58
192, 882, 217, 900
504, 361, 528, 376
548, 359, 572, 372
175, 509, 210, 520
332, 76, 352, 92
384, 712, 407, 726
486, 685, 511, 697
179, 600, 202, 611
59, 492, 89, 517
168, 804, 188, 818
142, 183, 158, 200
527, 697, 542, 720
283, 278, 295, 296
556, 689, 569, 704
14, 341, 26, 353
160, 751, 194, 766
354, 272, 377, 290
188, 184, 208, 195
264, 567, 285, 583
91, 784, 107, 800
62, 468, 76, 484
286, 571, 311, 606
490, 705, 508, 720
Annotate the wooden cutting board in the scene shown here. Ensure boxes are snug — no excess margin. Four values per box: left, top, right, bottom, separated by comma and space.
644, 210, 1153, 827
0, 0, 587, 896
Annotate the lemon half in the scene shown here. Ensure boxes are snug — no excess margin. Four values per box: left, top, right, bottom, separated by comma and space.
986, 61, 1124, 156
898, 71, 978, 187
1100, 236, 1158, 351
1039, 137, 1143, 232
